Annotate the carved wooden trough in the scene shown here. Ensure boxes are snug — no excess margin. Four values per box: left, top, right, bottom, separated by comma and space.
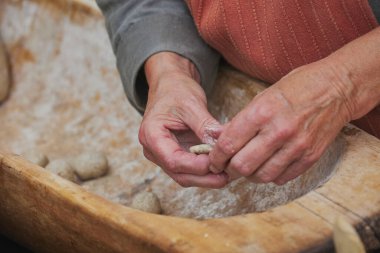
0, 0, 379, 252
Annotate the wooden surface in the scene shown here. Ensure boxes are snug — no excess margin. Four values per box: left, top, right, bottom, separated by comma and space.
1, 129, 380, 253
0, 0, 348, 219
0, 0, 379, 252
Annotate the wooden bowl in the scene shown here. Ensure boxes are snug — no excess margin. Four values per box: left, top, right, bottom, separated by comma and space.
0, 0, 379, 252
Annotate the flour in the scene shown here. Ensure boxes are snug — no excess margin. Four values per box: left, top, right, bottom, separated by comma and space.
0, 0, 345, 220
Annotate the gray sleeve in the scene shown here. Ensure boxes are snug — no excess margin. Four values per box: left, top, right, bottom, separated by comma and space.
369, 0, 380, 23
96, 0, 220, 114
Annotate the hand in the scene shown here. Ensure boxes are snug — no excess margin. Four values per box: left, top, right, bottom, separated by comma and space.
209, 61, 353, 185
139, 52, 228, 188
209, 28, 380, 185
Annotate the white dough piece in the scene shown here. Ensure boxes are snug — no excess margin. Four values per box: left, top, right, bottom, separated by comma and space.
189, 144, 213, 154
22, 150, 49, 167
333, 216, 365, 253
46, 160, 79, 183
131, 191, 162, 214
70, 152, 109, 181
0, 37, 10, 103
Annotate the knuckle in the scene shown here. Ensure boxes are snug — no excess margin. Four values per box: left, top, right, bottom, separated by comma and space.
237, 164, 253, 177
228, 156, 253, 176
229, 157, 244, 171
217, 137, 237, 156
174, 176, 191, 188
295, 139, 310, 152
255, 171, 275, 183
303, 152, 320, 165
273, 124, 295, 140
254, 105, 273, 123
290, 140, 310, 157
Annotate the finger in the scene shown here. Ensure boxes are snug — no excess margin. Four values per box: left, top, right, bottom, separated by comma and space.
209, 110, 261, 173
146, 125, 211, 175
272, 158, 315, 185
224, 167, 241, 182
168, 171, 229, 189
145, 142, 211, 178
246, 145, 303, 183
181, 101, 222, 144
225, 132, 284, 177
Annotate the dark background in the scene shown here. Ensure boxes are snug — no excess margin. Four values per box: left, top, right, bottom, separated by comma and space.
0, 234, 33, 253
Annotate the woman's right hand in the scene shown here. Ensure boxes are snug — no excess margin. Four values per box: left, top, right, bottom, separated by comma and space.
139, 52, 228, 188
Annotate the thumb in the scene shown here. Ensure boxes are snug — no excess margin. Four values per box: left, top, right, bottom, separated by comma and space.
182, 102, 222, 145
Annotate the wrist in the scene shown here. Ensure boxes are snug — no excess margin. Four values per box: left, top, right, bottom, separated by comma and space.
144, 52, 207, 113
286, 60, 355, 124
321, 55, 380, 121
321, 29, 380, 120
314, 58, 356, 122
144, 52, 201, 90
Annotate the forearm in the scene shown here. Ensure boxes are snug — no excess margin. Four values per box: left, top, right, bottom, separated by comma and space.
96, 0, 220, 114
322, 27, 380, 121
145, 52, 201, 90
143, 52, 209, 117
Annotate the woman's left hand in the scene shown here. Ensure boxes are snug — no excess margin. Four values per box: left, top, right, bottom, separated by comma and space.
209, 61, 352, 185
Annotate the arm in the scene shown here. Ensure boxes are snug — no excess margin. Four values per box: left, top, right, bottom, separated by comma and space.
96, 0, 220, 113
96, 0, 227, 188
209, 27, 380, 185
139, 52, 228, 188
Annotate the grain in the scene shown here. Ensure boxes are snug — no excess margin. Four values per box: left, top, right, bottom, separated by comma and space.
189, 144, 213, 154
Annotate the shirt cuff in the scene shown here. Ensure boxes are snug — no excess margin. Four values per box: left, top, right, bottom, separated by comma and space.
115, 14, 220, 114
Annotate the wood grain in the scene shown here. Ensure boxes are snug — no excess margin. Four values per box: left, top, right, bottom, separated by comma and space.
1, 137, 379, 253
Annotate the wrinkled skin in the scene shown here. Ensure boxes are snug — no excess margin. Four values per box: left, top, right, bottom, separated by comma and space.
209, 62, 351, 185
139, 52, 228, 188
140, 28, 380, 188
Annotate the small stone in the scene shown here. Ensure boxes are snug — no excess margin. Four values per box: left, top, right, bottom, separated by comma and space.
22, 150, 49, 167
70, 152, 109, 181
46, 160, 79, 183
131, 191, 161, 214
